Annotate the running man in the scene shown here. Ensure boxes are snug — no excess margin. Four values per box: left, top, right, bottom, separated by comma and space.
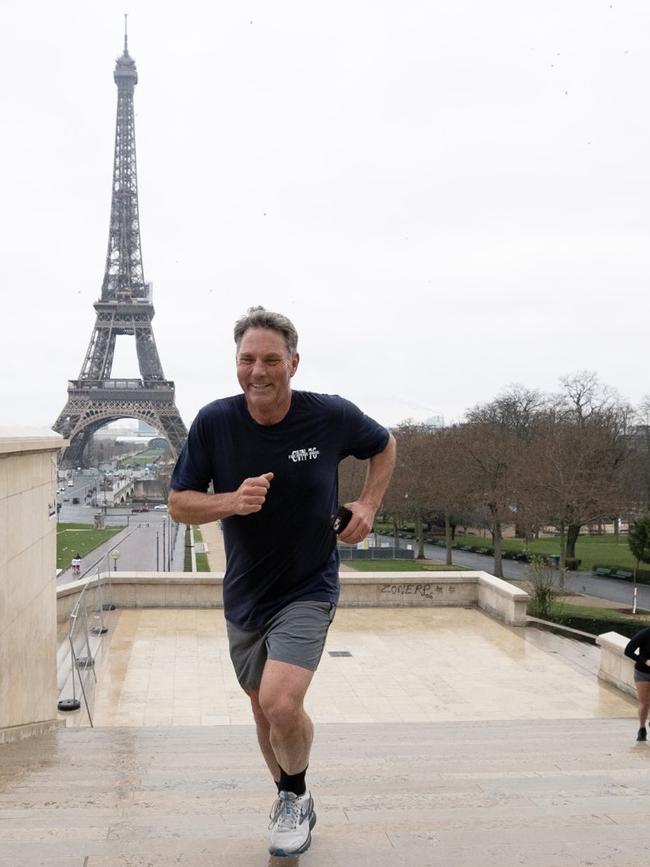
168, 306, 396, 855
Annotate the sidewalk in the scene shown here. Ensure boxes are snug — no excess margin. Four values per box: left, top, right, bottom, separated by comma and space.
200, 521, 227, 570
170, 521, 187, 571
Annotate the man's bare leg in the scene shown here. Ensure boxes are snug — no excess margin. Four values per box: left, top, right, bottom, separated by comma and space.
258, 659, 315, 774
252, 661, 319, 855
247, 688, 281, 782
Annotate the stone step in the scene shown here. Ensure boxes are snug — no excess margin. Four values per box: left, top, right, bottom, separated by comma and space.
1, 719, 650, 865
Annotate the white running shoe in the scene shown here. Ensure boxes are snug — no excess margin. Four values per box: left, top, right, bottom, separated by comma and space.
268, 789, 316, 856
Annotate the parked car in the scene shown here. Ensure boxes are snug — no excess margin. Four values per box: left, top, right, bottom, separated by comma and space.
153, 504, 168, 511
131, 505, 150, 513
67, 480, 74, 487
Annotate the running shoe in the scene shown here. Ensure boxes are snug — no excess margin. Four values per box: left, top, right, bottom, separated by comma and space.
268, 789, 316, 856
637, 727, 647, 742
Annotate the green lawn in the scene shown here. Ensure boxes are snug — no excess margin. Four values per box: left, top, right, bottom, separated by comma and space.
553, 601, 649, 623
195, 552, 210, 572
344, 559, 461, 572
536, 599, 650, 638
120, 447, 166, 467
57, 523, 122, 571
450, 533, 636, 573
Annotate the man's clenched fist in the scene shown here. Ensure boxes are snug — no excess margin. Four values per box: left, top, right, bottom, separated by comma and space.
233, 472, 274, 515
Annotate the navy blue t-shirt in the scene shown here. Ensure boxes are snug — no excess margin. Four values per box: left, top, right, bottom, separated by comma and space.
170, 391, 390, 629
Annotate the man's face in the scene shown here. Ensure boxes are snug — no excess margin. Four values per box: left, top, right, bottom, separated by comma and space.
236, 328, 299, 421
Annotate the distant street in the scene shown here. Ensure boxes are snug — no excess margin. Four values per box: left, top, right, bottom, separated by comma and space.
57, 520, 185, 585
408, 538, 650, 611
56, 469, 184, 584
56, 469, 167, 525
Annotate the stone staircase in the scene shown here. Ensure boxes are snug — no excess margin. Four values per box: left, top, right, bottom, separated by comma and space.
1, 718, 650, 866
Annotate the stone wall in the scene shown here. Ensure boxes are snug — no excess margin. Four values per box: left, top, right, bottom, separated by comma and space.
57, 570, 530, 627
0, 428, 65, 743
596, 631, 637, 698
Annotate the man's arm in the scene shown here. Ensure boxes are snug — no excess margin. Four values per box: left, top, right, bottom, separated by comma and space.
168, 472, 274, 525
338, 433, 396, 545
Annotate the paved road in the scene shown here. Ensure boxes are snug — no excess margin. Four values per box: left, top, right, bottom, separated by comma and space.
375, 534, 650, 609
56, 470, 167, 525
409, 538, 650, 610
57, 520, 185, 585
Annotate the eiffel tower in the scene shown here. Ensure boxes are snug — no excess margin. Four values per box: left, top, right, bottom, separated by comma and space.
54, 30, 186, 467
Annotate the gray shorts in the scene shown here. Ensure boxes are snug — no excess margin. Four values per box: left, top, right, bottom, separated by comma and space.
226, 601, 336, 692
634, 668, 650, 684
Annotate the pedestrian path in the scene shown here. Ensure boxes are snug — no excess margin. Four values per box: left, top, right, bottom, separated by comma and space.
170, 520, 186, 571
89, 607, 635, 727
200, 520, 227, 570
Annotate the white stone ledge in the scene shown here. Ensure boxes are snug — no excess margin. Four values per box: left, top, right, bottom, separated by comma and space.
57, 570, 529, 627
596, 631, 636, 697
0, 427, 66, 455
478, 571, 530, 626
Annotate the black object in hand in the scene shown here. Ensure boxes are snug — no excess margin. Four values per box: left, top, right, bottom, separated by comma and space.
331, 506, 353, 534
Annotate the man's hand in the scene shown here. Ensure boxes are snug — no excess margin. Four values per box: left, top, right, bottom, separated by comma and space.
337, 500, 376, 545
233, 472, 274, 515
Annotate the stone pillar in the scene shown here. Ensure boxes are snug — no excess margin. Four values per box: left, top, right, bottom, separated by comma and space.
0, 428, 67, 743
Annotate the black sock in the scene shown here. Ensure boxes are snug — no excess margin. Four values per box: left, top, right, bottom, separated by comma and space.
278, 765, 307, 796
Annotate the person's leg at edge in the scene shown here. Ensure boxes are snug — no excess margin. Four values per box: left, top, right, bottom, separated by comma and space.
636, 681, 650, 738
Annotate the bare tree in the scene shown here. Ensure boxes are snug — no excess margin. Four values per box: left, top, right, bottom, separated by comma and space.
551, 372, 632, 558
526, 410, 626, 586
622, 397, 650, 516
429, 426, 475, 565
386, 423, 436, 558
337, 456, 369, 509
455, 420, 523, 578
462, 387, 546, 576
467, 384, 547, 436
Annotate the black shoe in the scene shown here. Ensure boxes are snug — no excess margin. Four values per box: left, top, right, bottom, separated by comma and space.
637, 727, 647, 742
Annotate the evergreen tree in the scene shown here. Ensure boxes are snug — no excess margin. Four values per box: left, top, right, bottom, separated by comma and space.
627, 514, 650, 613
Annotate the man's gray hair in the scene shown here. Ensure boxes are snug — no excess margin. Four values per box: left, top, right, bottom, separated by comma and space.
233, 306, 299, 354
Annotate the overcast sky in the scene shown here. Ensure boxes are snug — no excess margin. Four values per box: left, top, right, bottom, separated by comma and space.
2, 0, 649, 432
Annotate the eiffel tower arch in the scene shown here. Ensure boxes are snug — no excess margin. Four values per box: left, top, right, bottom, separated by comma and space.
54, 30, 187, 467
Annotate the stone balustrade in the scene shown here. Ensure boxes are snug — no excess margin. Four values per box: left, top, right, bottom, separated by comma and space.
56, 569, 530, 627
596, 630, 636, 697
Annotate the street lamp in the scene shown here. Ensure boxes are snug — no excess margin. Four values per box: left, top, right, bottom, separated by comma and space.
111, 549, 120, 572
